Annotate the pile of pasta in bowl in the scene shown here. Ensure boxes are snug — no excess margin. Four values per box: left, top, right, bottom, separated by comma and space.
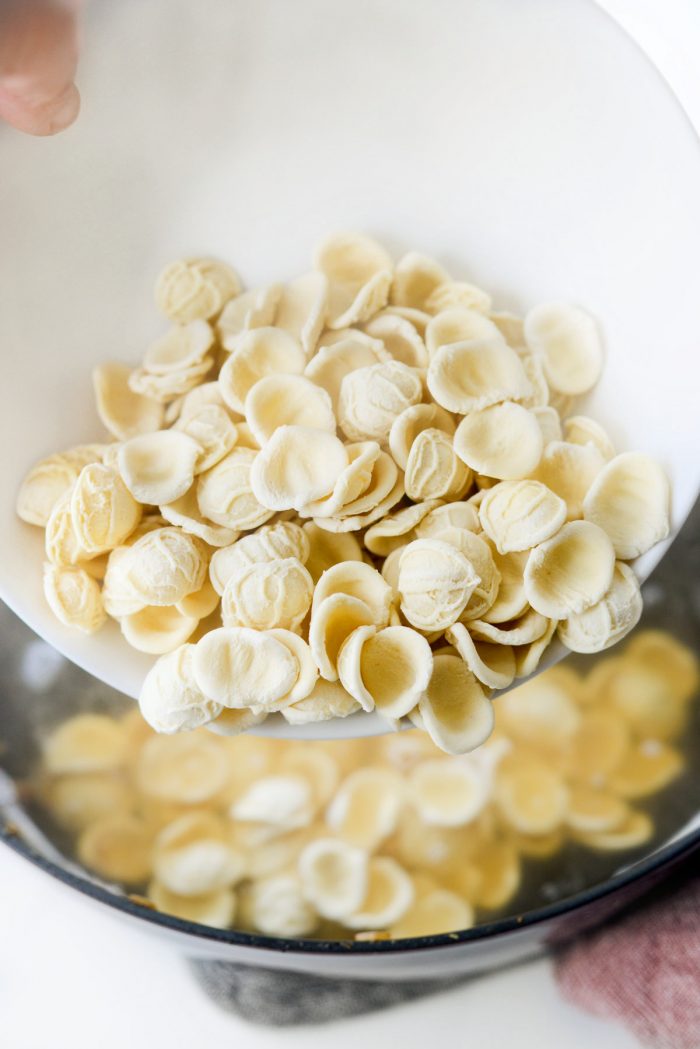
16, 233, 671, 753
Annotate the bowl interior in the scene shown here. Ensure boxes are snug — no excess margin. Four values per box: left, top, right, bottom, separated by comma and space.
1, 0, 699, 708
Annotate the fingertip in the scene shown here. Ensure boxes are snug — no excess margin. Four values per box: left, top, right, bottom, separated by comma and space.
0, 81, 80, 136
44, 81, 81, 135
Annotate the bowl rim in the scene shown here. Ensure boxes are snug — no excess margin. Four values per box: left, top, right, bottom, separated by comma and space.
2, 820, 699, 956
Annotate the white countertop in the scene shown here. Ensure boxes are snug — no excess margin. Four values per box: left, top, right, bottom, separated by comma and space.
1, 2, 698, 1046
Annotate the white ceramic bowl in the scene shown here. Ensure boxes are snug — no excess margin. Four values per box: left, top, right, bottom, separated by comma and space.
1, 0, 699, 738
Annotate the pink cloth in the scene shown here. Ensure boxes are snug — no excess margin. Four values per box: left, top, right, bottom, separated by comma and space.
555, 874, 700, 1049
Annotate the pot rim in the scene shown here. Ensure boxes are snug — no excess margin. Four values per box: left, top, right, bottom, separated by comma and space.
2, 820, 699, 956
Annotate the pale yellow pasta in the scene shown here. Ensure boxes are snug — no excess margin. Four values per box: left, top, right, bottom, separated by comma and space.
219, 327, 306, 414
389, 402, 456, 470
245, 373, 336, 446
93, 362, 164, 441
43, 563, 106, 634
454, 402, 543, 480
221, 557, 313, 632
122, 605, 199, 655
175, 404, 238, 474
303, 335, 388, 409
390, 252, 450, 310
217, 284, 282, 343
531, 440, 605, 521
364, 312, 428, 368
209, 522, 310, 594
478, 480, 567, 554
398, 538, 479, 632
250, 425, 349, 512
427, 338, 532, 413
582, 452, 671, 560
193, 627, 298, 709
425, 307, 503, 357
405, 428, 472, 502
118, 431, 200, 506
364, 499, 442, 557
143, 320, 214, 374
17, 445, 106, 527
524, 520, 616, 619
417, 653, 493, 755
338, 360, 422, 442
274, 271, 328, 356
524, 302, 603, 395
312, 561, 392, 627
197, 447, 275, 530
160, 486, 239, 547
71, 464, 142, 555
139, 644, 223, 733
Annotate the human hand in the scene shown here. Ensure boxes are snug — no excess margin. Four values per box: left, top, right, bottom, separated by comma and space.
0, 0, 81, 135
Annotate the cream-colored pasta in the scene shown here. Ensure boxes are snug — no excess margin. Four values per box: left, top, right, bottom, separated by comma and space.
122, 527, 207, 607
219, 327, 306, 414
364, 499, 442, 557
118, 431, 200, 506
524, 520, 616, 619
43, 564, 106, 634
478, 480, 567, 554
563, 415, 615, 460
453, 402, 543, 480
315, 231, 393, 329
445, 623, 516, 691
282, 678, 361, 725
390, 252, 450, 310
312, 561, 392, 627
160, 486, 239, 547
193, 627, 298, 709
309, 593, 376, 681
155, 257, 240, 323
273, 271, 328, 356
364, 312, 428, 368
245, 373, 336, 446
338, 360, 422, 442
93, 362, 164, 441
250, 425, 349, 512
121, 605, 198, 655
338, 625, 433, 719
139, 644, 223, 733
409, 757, 491, 827
143, 320, 214, 374
17, 445, 106, 527
404, 428, 472, 502
524, 302, 603, 395
531, 440, 605, 521
389, 402, 456, 470
425, 307, 503, 357
197, 447, 275, 530
417, 653, 494, 755
209, 521, 310, 594
557, 561, 643, 654
344, 857, 414, 930
425, 281, 492, 315
175, 404, 238, 474
70, 463, 142, 555
298, 442, 381, 519
217, 284, 282, 343
427, 339, 532, 413
221, 557, 313, 632
582, 452, 670, 560
303, 334, 388, 409
298, 837, 368, 920
302, 523, 364, 582
398, 539, 479, 632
